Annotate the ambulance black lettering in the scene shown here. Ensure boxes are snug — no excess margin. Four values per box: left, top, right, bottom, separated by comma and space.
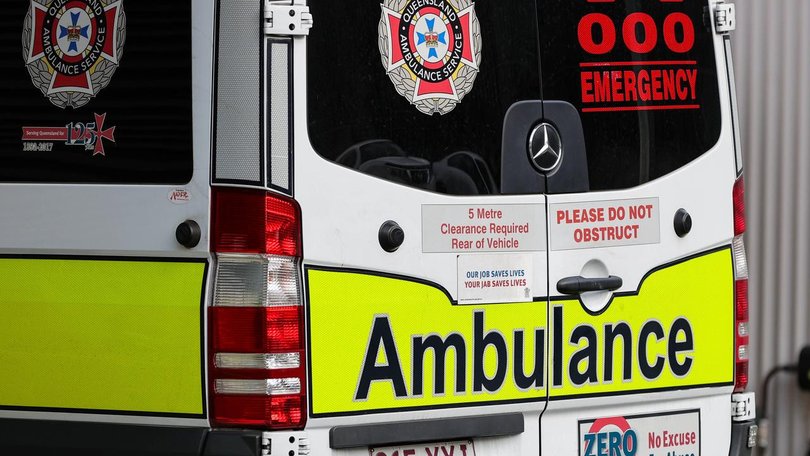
551, 307, 696, 387
668, 318, 695, 377
473, 312, 508, 393
354, 311, 546, 400
513, 328, 545, 390
638, 320, 666, 380
412, 333, 466, 396
356, 308, 696, 401
569, 324, 599, 386
604, 322, 633, 383
356, 316, 409, 400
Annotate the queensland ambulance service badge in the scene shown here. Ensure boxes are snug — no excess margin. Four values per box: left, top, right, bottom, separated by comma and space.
379, 0, 481, 115
22, 0, 126, 109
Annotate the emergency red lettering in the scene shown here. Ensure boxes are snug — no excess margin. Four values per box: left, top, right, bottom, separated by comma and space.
611, 71, 623, 102
593, 71, 610, 102
576, 9, 701, 112
623, 70, 637, 101
581, 72, 595, 103
579, 68, 698, 107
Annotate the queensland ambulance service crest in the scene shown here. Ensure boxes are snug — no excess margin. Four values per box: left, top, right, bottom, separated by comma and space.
379, 0, 481, 115
22, 0, 126, 109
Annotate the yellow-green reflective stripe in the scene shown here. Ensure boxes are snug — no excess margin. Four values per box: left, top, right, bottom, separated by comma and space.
0, 258, 206, 415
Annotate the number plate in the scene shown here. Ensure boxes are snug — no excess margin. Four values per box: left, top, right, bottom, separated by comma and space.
370, 440, 476, 456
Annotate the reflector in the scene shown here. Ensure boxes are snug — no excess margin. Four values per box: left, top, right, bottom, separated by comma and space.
733, 177, 745, 236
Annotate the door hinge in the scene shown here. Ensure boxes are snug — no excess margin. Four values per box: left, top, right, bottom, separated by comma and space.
264, 2, 313, 36
731, 392, 756, 422
714, 2, 736, 34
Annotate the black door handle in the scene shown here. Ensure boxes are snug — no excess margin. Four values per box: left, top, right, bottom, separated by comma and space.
557, 276, 622, 295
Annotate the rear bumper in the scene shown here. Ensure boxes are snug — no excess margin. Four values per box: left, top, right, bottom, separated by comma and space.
729, 420, 757, 456
0, 416, 759, 456
0, 418, 263, 456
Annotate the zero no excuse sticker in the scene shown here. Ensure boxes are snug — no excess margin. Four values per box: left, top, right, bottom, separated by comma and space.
379, 0, 481, 115
579, 411, 700, 456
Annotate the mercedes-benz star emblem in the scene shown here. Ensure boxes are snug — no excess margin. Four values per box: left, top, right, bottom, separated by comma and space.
528, 122, 563, 173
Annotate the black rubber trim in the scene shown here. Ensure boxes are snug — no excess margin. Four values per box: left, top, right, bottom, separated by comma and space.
729, 420, 755, 456
556, 275, 622, 295
0, 419, 270, 456
329, 413, 524, 449
0, 418, 207, 456
203, 430, 263, 456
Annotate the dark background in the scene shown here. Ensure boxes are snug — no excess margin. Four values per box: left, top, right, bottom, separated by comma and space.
307, 0, 721, 193
0, 1, 193, 184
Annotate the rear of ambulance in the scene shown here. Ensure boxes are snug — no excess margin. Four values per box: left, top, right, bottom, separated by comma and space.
210, 1, 755, 456
0, 1, 757, 456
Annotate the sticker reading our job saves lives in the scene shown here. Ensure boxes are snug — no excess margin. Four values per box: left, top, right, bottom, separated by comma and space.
551, 198, 660, 251
422, 204, 545, 253
458, 254, 533, 304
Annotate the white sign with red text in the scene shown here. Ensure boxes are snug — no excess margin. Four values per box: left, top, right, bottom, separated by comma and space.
422, 204, 545, 253
457, 253, 533, 304
550, 198, 660, 251
578, 410, 700, 456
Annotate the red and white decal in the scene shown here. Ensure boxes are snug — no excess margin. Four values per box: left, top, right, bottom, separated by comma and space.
577, 0, 701, 113
23, 0, 126, 109
379, 0, 481, 115
579, 411, 700, 456
550, 198, 660, 250
422, 204, 546, 253
21, 112, 116, 156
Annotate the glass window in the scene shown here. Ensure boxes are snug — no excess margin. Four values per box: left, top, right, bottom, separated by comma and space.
307, 0, 542, 195
539, 0, 722, 191
0, 1, 193, 184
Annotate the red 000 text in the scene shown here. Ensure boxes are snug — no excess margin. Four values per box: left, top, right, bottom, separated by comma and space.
577, 12, 695, 55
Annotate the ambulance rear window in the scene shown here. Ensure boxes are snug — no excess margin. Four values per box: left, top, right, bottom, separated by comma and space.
306, 0, 542, 196
539, 0, 722, 191
0, 2, 193, 184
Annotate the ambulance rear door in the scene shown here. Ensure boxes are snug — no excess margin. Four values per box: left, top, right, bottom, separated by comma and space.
297, 1, 550, 455
0, 0, 213, 441
537, 0, 739, 454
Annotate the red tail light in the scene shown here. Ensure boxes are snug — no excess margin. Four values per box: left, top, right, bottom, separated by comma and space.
732, 176, 749, 392
209, 188, 306, 430
213, 187, 301, 257
733, 178, 746, 236
734, 279, 749, 392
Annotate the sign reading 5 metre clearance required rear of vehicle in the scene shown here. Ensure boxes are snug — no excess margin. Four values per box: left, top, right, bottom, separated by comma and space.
422, 204, 546, 253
